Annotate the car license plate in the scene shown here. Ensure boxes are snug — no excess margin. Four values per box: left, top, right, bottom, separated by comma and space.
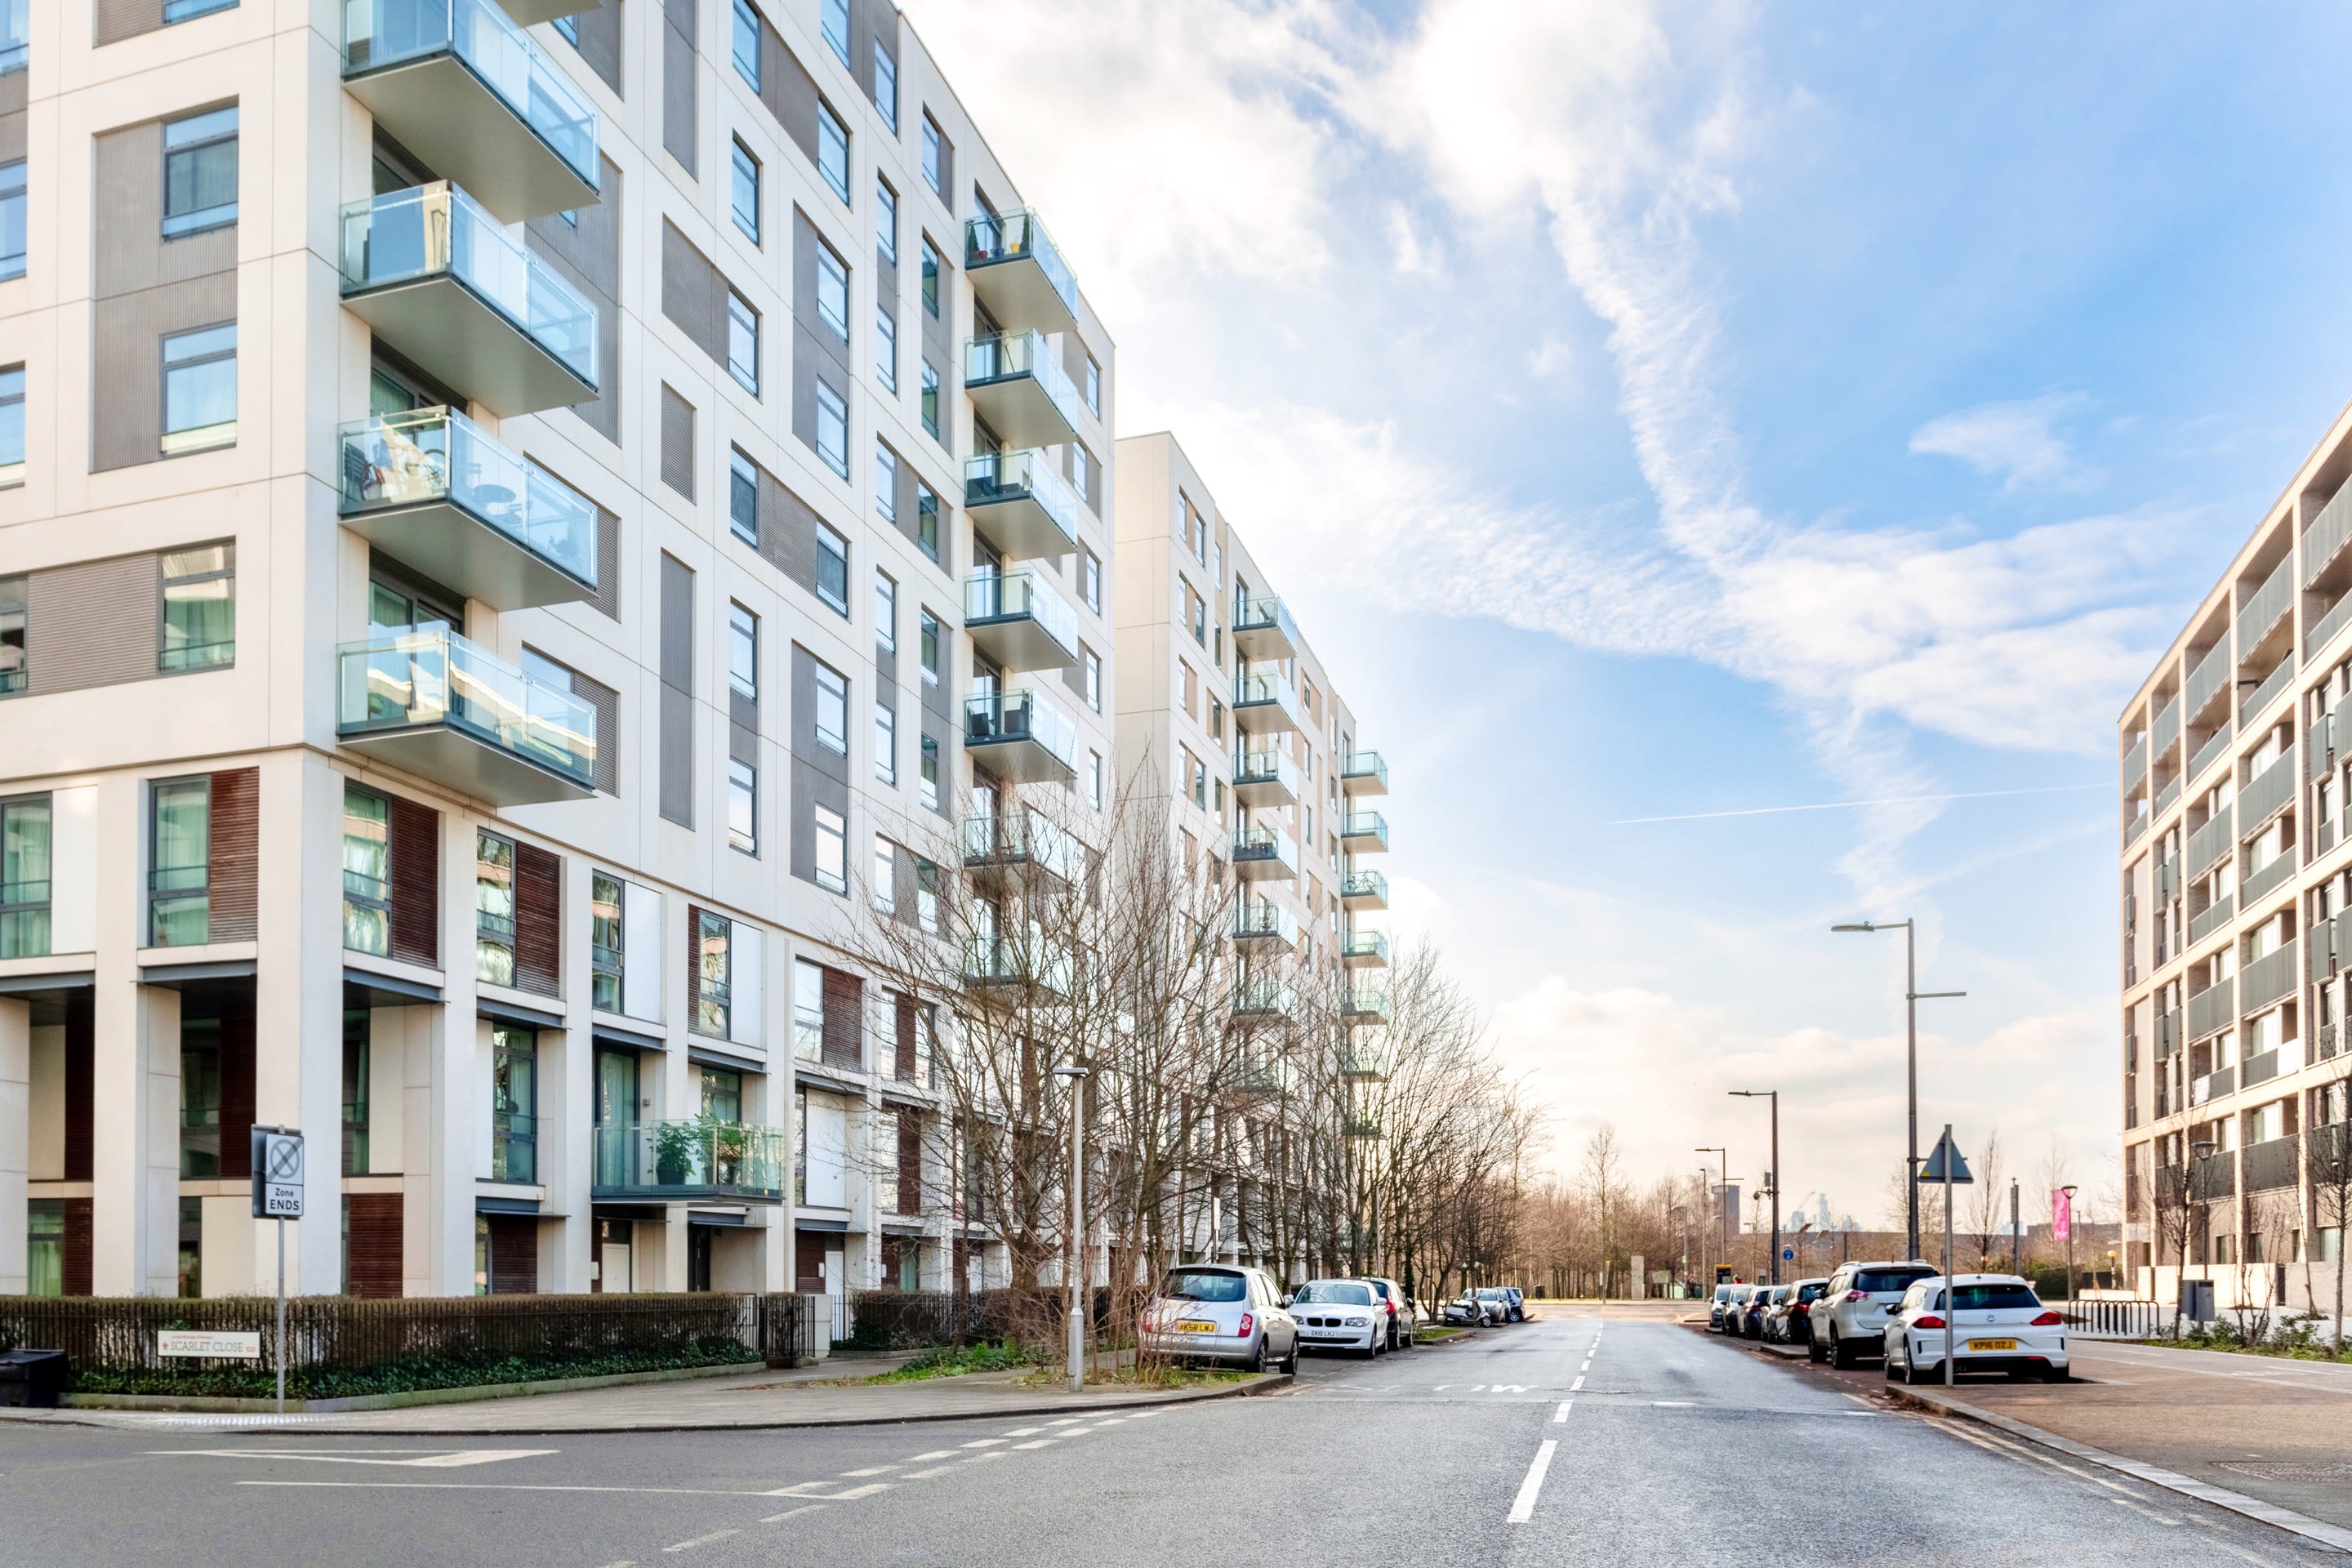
1177, 1320, 1217, 1334
1970, 1338, 2018, 1351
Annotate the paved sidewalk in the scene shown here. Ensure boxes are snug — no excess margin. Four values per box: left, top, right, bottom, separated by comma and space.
0, 1359, 1290, 1436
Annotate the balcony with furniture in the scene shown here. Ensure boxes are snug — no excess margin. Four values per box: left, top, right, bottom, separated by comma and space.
963, 331, 1085, 448
1232, 748, 1301, 808
1232, 900, 1298, 951
964, 931, 1074, 1001
1232, 593, 1299, 660
964, 448, 1082, 562
1231, 823, 1299, 883
1232, 975, 1295, 1024
336, 626, 595, 804
1341, 869, 1388, 911
963, 687, 1078, 784
1232, 669, 1304, 734
961, 809, 1082, 890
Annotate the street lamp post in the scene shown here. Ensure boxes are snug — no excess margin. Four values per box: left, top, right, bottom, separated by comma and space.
1730, 1092, 1780, 1286
1052, 1064, 1090, 1394
1696, 1147, 1727, 1280
2060, 1184, 2079, 1303
1833, 919, 1967, 1262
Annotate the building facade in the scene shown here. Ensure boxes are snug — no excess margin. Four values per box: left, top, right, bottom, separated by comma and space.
2118, 397, 2352, 1304
0, 0, 1117, 1312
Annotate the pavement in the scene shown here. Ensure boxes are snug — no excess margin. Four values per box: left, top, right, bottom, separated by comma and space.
3, 1301, 2333, 1567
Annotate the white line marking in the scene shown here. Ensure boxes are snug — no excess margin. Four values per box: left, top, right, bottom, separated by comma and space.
960, 1438, 1009, 1448
839, 1465, 899, 1477
1002, 1428, 1043, 1437
1579, 1360, 1591, 1373
1044, 1417, 1087, 1427
1552, 1401, 1572, 1423
2109, 1496, 2180, 1526
898, 1466, 958, 1479
1507, 1441, 1558, 1524
1011, 1440, 1058, 1450
238, 1482, 759, 1496
758, 1506, 826, 1524
1570, 1376, 1584, 1392
662, 1530, 739, 1553
158, 1448, 556, 1468
906, 1450, 956, 1461
763, 1482, 891, 1500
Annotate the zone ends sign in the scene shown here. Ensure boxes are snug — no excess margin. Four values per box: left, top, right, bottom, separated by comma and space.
251, 1126, 305, 1219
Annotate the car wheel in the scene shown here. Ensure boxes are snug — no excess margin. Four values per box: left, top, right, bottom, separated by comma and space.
1904, 1356, 1933, 1387
1806, 1335, 1827, 1364
1245, 1337, 1266, 1374
1828, 1333, 1849, 1370
2041, 1365, 2067, 1383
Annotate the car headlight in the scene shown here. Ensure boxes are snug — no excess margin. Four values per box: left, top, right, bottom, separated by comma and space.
1341, 1315, 1365, 1326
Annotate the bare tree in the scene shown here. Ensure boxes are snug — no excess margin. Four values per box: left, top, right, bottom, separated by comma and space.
2310, 1076, 2352, 1359
1963, 1127, 2006, 1271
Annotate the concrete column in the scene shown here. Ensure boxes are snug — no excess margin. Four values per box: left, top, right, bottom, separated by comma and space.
0, 996, 28, 1293
424, 810, 482, 1294
550, 845, 593, 1294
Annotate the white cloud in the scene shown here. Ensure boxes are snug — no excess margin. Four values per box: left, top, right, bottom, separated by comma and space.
1911, 394, 2103, 492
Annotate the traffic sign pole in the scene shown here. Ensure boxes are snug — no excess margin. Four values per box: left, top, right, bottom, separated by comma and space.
250, 1126, 305, 1414
275, 1215, 285, 1414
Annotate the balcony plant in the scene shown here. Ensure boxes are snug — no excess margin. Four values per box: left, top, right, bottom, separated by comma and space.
651, 1118, 703, 1187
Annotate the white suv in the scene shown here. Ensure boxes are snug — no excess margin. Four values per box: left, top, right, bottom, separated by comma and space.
1809, 1259, 1936, 1367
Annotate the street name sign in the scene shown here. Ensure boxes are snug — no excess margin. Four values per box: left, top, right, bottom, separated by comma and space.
158, 1330, 261, 1360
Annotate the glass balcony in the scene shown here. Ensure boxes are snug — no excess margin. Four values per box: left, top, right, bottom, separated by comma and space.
337, 408, 596, 609
1230, 824, 1298, 882
1339, 1048, 1390, 1080
1342, 929, 1389, 969
342, 0, 600, 221
1342, 750, 1388, 796
1343, 988, 1391, 1023
1232, 900, 1298, 949
961, 810, 1082, 888
1232, 748, 1301, 807
590, 1119, 786, 1202
964, 570, 1080, 672
964, 448, 1082, 562
963, 331, 1084, 448
1343, 1111, 1384, 1139
964, 687, 1078, 784
1232, 670, 1303, 734
964, 208, 1078, 336
1232, 593, 1298, 660
340, 182, 599, 415
964, 931, 1075, 999
337, 626, 596, 804
1228, 1055, 1290, 1099
1232, 975, 1294, 1021
1341, 869, 1388, 910
499, 0, 601, 23
1340, 810, 1389, 853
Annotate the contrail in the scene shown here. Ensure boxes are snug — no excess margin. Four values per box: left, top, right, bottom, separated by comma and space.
1610, 782, 2109, 826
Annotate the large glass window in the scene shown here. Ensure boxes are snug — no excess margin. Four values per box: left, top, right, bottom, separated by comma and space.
728, 759, 757, 854
590, 872, 623, 1013
160, 542, 235, 670
727, 291, 759, 394
820, 0, 849, 64
165, 0, 234, 21
875, 179, 898, 265
697, 908, 731, 1036
475, 830, 516, 987
920, 734, 940, 811
0, 364, 23, 486
872, 835, 894, 914
875, 572, 897, 652
0, 2, 24, 69
730, 140, 760, 244
814, 803, 847, 893
341, 785, 390, 956
814, 662, 849, 752
729, 448, 759, 543
341, 1013, 370, 1176
874, 442, 897, 525
917, 480, 939, 559
874, 44, 898, 130
875, 307, 897, 393
921, 114, 944, 197
161, 324, 237, 454
793, 958, 822, 1059
1085, 648, 1102, 711
919, 360, 939, 440
26, 1199, 60, 1297
920, 609, 941, 685
920, 238, 941, 317
0, 163, 24, 282
0, 573, 20, 694
730, 0, 760, 88
817, 522, 849, 613
1085, 356, 1101, 416
149, 777, 209, 946
729, 602, 759, 699
162, 107, 238, 238
490, 1027, 537, 1183
874, 703, 895, 786
816, 243, 849, 339
1082, 550, 1101, 613
817, 102, 849, 203
815, 381, 849, 478
0, 794, 49, 958
701, 1066, 743, 1123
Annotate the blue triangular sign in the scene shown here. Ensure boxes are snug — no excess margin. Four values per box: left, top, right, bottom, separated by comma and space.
1921, 1130, 1974, 1184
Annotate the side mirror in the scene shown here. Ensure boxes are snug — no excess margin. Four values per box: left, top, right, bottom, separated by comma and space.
1280, 1294, 1293, 1307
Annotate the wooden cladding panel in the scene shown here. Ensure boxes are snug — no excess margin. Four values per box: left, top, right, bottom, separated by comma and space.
62, 996, 92, 1182
61, 1198, 92, 1297
387, 795, 440, 968
344, 1193, 404, 1298
686, 906, 706, 1036
485, 1214, 538, 1295
219, 1008, 256, 1181
821, 968, 862, 1068
896, 1109, 922, 1215
205, 767, 259, 942
513, 843, 563, 999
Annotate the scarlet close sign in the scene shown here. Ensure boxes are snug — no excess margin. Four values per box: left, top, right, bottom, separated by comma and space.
251, 1126, 305, 1218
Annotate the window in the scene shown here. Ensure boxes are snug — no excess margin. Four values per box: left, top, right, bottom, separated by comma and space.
875, 572, 897, 650
590, 872, 623, 1013
919, 360, 939, 439
793, 959, 823, 1058
729, 449, 759, 542
921, 112, 944, 196
1085, 355, 1101, 415
920, 735, 940, 810
814, 662, 849, 752
727, 291, 760, 393
160, 542, 235, 670
816, 522, 849, 613
488, 1027, 537, 1183
0, 163, 23, 282
820, 0, 849, 62
875, 307, 898, 392
341, 786, 390, 956
916, 479, 939, 559
876, 179, 899, 265
920, 609, 941, 684
162, 323, 237, 454
1081, 550, 1100, 613
475, 830, 516, 986
731, 0, 760, 88
701, 1067, 742, 1124
149, 777, 209, 946
697, 908, 732, 1035
0, 2, 24, 66
812, 244, 853, 343
0, 794, 51, 959
872, 836, 896, 912
165, 0, 237, 20
553, 10, 578, 42
814, 803, 848, 892
0, 366, 22, 487
816, 380, 849, 478
874, 45, 898, 128
1073, 443, 1090, 502
817, 101, 849, 203
730, 140, 760, 243
26, 1198, 60, 1297
920, 238, 941, 317
728, 759, 757, 853
875, 702, 896, 785
1088, 752, 1103, 811
0, 574, 21, 694
729, 602, 758, 699
162, 107, 238, 238
1085, 648, 1102, 712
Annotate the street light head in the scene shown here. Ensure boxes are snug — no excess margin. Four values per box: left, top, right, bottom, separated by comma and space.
1831, 922, 1874, 933
1052, 1065, 1090, 1080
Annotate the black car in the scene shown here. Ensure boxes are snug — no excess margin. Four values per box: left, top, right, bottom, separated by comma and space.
1740, 1285, 1783, 1339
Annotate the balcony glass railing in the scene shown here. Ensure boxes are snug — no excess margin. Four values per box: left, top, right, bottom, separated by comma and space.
1233, 749, 1302, 796
1233, 670, 1300, 716
336, 626, 596, 789
338, 407, 597, 588
1342, 929, 1390, 964
963, 687, 1079, 772
1344, 988, 1391, 1020
964, 570, 1080, 657
963, 448, 1082, 549
1232, 902, 1298, 944
964, 931, 1075, 993
964, 330, 1085, 430
1233, 976, 1294, 1016
960, 810, 1083, 882
340, 183, 598, 388
1343, 751, 1388, 789
342, 0, 599, 189
964, 208, 1078, 319
1232, 593, 1298, 647
1230, 824, 1298, 871
1341, 810, 1388, 844
591, 1119, 786, 1199
1343, 869, 1388, 903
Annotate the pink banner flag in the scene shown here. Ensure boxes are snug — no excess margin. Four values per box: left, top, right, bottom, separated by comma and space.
2051, 1187, 2073, 1241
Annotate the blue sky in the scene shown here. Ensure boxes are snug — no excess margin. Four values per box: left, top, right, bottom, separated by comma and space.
907, 0, 2352, 1227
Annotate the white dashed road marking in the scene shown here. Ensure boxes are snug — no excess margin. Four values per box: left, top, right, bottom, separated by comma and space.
661, 1530, 737, 1553
1552, 1401, 1572, 1423
162, 1448, 556, 1468
758, 1506, 826, 1524
1507, 1441, 1558, 1524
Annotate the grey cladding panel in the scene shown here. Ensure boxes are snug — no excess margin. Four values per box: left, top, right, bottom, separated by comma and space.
731, 719, 758, 768
849, 0, 890, 96
790, 644, 849, 784
528, 157, 622, 299
790, 323, 819, 456
91, 272, 238, 474
568, 0, 625, 96
0, 110, 23, 168
659, 552, 694, 693
25, 553, 163, 695
660, 687, 693, 826
662, 14, 697, 177
875, 645, 896, 688
659, 383, 695, 498
95, 0, 166, 46
789, 756, 849, 889
759, 23, 820, 165
586, 503, 621, 621
792, 210, 851, 374
918, 235, 951, 363
663, 0, 696, 40
755, 464, 817, 595
574, 670, 621, 794
1062, 648, 1087, 700
662, 221, 728, 366
95, 123, 235, 301
920, 710, 951, 815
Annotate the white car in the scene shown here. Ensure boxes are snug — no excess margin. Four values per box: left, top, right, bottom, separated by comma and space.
1810, 1259, 1936, 1366
1288, 1278, 1388, 1356
1143, 1264, 1298, 1373
1882, 1273, 2069, 1384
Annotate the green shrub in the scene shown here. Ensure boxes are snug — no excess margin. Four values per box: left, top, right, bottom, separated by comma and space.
67, 1334, 755, 1401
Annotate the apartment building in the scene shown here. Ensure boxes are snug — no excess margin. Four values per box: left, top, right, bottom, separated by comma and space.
0, 0, 1116, 1312
1111, 431, 1391, 1263
2118, 396, 2352, 1304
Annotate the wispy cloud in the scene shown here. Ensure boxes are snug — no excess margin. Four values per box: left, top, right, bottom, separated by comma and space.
1910, 394, 2104, 492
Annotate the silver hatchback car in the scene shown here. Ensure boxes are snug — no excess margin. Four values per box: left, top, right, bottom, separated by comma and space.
1142, 1264, 1298, 1373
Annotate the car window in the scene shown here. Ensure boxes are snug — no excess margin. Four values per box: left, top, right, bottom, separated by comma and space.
1949, 1283, 2040, 1311
1294, 1281, 1374, 1305
1797, 1284, 1826, 1303
1163, 1268, 1246, 1303
1858, 1267, 1934, 1294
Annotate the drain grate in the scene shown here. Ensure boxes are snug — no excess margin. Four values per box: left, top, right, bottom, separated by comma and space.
2216, 1461, 2352, 1483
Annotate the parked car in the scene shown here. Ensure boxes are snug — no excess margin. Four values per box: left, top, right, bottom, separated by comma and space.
1501, 1286, 1527, 1322
1708, 1283, 1736, 1332
1764, 1278, 1829, 1343
1290, 1278, 1388, 1356
1810, 1259, 1938, 1366
1441, 1295, 1484, 1327
1472, 1287, 1517, 1324
1883, 1273, 2069, 1384
1357, 1276, 1417, 1350
1721, 1283, 1757, 1335
1142, 1263, 1298, 1373
1740, 1285, 1782, 1339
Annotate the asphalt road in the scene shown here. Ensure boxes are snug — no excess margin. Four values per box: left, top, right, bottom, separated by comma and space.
0, 1307, 2333, 1566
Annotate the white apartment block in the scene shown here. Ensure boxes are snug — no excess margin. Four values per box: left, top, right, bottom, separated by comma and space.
0, 0, 1117, 1309
2118, 394, 2352, 1303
